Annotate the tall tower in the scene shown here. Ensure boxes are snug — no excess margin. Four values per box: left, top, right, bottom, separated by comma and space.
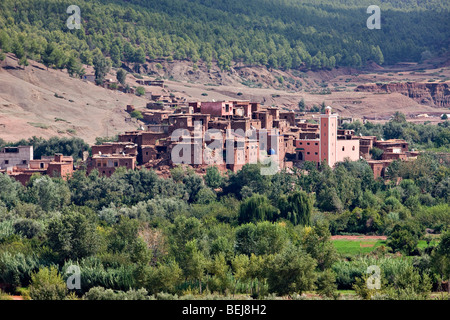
320, 106, 338, 167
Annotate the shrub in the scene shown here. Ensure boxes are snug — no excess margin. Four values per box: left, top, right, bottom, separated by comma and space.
0, 252, 41, 291
130, 110, 143, 120
29, 266, 68, 300
13, 219, 43, 239
266, 244, 317, 296
238, 194, 279, 224
135, 87, 145, 96
83, 286, 152, 300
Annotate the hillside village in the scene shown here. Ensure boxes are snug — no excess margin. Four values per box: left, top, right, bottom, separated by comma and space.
0, 96, 418, 184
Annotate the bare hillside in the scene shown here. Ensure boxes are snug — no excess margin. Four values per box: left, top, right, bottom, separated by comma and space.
1, 53, 449, 146
0, 54, 147, 144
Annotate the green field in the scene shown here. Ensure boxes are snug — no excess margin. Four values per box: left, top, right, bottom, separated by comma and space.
332, 240, 386, 255
332, 239, 439, 255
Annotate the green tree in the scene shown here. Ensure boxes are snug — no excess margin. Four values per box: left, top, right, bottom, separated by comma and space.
18, 56, 29, 69
369, 147, 384, 160
231, 254, 249, 294
387, 225, 419, 255
46, 209, 100, 261
65, 55, 83, 77
301, 221, 338, 271
134, 47, 146, 64
135, 86, 145, 96
382, 265, 432, 299
130, 110, 143, 120
298, 98, 306, 112
431, 230, 450, 294
0, 173, 23, 209
13, 219, 43, 239
26, 176, 70, 212
29, 266, 67, 300
316, 269, 337, 298
116, 68, 127, 86
93, 54, 111, 85
238, 194, 278, 224
278, 190, 312, 226
235, 221, 289, 256
12, 40, 25, 59
182, 240, 207, 294
207, 252, 231, 294
267, 244, 317, 296
392, 111, 407, 124
204, 166, 223, 189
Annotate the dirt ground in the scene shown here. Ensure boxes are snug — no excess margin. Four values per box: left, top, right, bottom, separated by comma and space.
1, 52, 449, 145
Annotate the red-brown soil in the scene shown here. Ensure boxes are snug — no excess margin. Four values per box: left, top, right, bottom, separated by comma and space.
331, 235, 387, 241
1, 52, 449, 144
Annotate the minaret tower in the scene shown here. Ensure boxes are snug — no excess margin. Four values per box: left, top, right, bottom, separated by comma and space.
320, 106, 338, 167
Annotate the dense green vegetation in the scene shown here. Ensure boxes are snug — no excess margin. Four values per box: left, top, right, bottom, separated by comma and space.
0, 136, 89, 162
0, 0, 449, 74
0, 139, 449, 299
342, 114, 450, 153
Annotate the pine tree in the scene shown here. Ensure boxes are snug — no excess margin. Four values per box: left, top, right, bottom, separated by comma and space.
93, 54, 111, 85
298, 98, 306, 111
18, 56, 29, 69
116, 68, 127, 86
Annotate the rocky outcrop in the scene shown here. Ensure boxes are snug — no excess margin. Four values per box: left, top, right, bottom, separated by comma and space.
355, 82, 450, 108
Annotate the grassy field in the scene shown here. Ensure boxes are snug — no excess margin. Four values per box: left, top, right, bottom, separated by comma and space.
332, 240, 386, 255
332, 239, 439, 255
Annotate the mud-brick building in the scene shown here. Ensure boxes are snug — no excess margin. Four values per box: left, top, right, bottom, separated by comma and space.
86, 154, 136, 177
294, 107, 360, 166
4, 153, 74, 185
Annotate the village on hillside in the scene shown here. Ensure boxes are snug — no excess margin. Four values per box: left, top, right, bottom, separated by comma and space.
0, 93, 418, 184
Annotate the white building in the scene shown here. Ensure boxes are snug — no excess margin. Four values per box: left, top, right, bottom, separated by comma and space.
0, 146, 33, 170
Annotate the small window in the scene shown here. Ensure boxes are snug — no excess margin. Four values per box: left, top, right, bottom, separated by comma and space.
5, 160, 9, 164
315, 152, 318, 155
97, 162, 101, 167
307, 152, 310, 155
352, 146, 355, 151
307, 142, 310, 145
22, 160, 27, 164
342, 147, 345, 151
146, 152, 149, 155
114, 162, 118, 167
315, 142, 318, 146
